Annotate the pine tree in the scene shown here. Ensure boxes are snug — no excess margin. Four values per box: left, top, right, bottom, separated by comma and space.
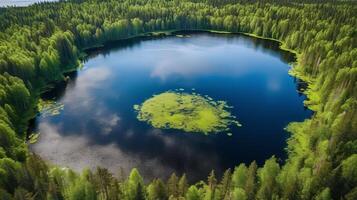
245, 161, 257, 200
126, 168, 145, 200
178, 174, 188, 197
232, 164, 248, 189
147, 179, 167, 200
186, 185, 201, 200
219, 169, 232, 199
167, 173, 179, 198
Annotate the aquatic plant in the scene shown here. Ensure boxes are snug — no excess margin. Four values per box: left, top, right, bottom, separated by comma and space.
134, 90, 241, 134
38, 99, 64, 117
28, 133, 40, 144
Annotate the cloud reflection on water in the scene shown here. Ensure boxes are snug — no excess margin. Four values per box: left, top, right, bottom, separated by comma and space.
31, 122, 173, 179
32, 121, 222, 181
148, 43, 286, 85
33, 62, 225, 179
63, 67, 111, 105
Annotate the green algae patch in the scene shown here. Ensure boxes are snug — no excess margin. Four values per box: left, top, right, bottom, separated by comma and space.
134, 91, 241, 135
38, 99, 64, 117
176, 34, 191, 38
28, 132, 40, 144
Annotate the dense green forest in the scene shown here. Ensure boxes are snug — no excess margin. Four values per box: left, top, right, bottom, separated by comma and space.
0, 0, 356, 199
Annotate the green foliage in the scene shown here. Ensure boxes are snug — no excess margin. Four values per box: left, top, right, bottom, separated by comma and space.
147, 179, 167, 200
186, 186, 201, 200
256, 157, 280, 199
127, 168, 146, 200
67, 178, 97, 200
341, 154, 357, 186
232, 188, 247, 200
232, 164, 248, 189
167, 173, 179, 198
315, 188, 332, 200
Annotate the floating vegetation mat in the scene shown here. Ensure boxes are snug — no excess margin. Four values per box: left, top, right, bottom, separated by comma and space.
134, 90, 241, 135
38, 99, 64, 117
176, 34, 191, 38
28, 132, 40, 144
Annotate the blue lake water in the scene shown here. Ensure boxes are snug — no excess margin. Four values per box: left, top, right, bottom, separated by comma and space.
31, 32, 312, 182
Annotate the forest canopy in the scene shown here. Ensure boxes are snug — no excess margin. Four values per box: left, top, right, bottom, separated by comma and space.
0, 0, 356, 199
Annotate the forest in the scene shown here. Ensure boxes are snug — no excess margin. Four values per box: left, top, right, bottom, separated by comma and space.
0, 0, 356, 199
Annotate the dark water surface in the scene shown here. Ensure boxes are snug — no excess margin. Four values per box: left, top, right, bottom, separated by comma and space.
31, 33, 312, 182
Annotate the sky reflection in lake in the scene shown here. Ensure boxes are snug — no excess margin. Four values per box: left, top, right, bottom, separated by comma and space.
0, 0, 57, 7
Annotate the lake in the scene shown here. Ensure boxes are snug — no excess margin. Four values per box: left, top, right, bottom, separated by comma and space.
30, 32, 312, 182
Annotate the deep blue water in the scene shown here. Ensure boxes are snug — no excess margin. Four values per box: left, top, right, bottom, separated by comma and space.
31, 32, 312, 182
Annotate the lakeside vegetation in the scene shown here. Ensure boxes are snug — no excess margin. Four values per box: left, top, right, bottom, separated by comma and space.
134, 90, 240, 134
0, 0, 356, 199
